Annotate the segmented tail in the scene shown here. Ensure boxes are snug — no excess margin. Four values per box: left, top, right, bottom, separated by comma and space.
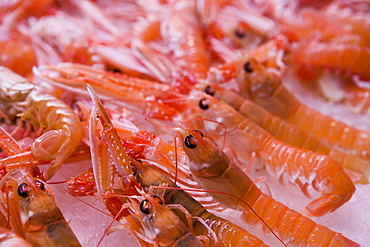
261, 137, 355, 216
197, 211, 269, 247
240, 192, 360, 246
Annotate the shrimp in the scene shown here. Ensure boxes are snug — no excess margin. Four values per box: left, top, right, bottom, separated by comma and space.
323, 3, 370, 46
293, 41, 370, 81
0, 67, 83, 180
175, 126, 360, 246
126, 191, 206, 247
201, 84, 370, 183
45, 64, 357, 215
19, 11, 95, 66
0, 169, 81, 246
0, 38, 37, 77
206, 35, 287, 85
241, 59, 370, 159
33, 63, 182, 120
203, 1, 276, 38
182, 89, 356, 217
133, 161, 270, 247
161, 0, 210, 80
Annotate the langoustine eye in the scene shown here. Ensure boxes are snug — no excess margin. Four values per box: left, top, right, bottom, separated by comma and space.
139, 195, 163, 214
204, 86, 215, 96
184, 135, 197, 149
244, 61, 254, 73
18, 183, 30, 197
34, 180, 45, 191
199, 98, 210, 110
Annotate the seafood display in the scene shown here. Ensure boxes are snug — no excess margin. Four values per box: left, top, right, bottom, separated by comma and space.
0, 0, 369, 246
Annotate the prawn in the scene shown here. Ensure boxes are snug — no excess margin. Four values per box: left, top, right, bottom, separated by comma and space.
182, 89, 356, 217
323, 3, 370, 46
133, 160, 271, 247
293, 40, 370, 81
241, 59, 370, 159
0, 67, 83, 180
0, 37, 37, 77
161, 0, 210, 80
175, 126, 360, 246
33, 63, 182, 120
126, 191, 206, 247
0, 169, 81, 246
201, 84, 370, 183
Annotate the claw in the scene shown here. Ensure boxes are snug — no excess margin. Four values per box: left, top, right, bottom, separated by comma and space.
87, 84, 133, 193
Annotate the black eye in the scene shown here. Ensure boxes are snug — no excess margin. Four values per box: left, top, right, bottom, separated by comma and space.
192, 130, 204, 137
234, 29, 245, 38
244, 61, 253, 73
18, 183, 30, 197
139, 196, 162, 214
34, 181, 45, 191
184, 135, 197, 149
140, 200, 151, 214
204, 86, 215, 96
199, 98, 209, 110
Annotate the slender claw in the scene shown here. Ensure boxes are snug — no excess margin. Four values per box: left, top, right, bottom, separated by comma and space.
87, 85, 133, 193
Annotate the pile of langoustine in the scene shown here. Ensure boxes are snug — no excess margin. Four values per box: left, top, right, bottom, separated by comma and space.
0, 0, 369, 246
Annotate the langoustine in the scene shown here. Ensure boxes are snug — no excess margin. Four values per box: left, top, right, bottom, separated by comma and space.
0, 67, 82, 180
133, 161, 271, 247
0, 169, 81, 246
175, 125, 359, 246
